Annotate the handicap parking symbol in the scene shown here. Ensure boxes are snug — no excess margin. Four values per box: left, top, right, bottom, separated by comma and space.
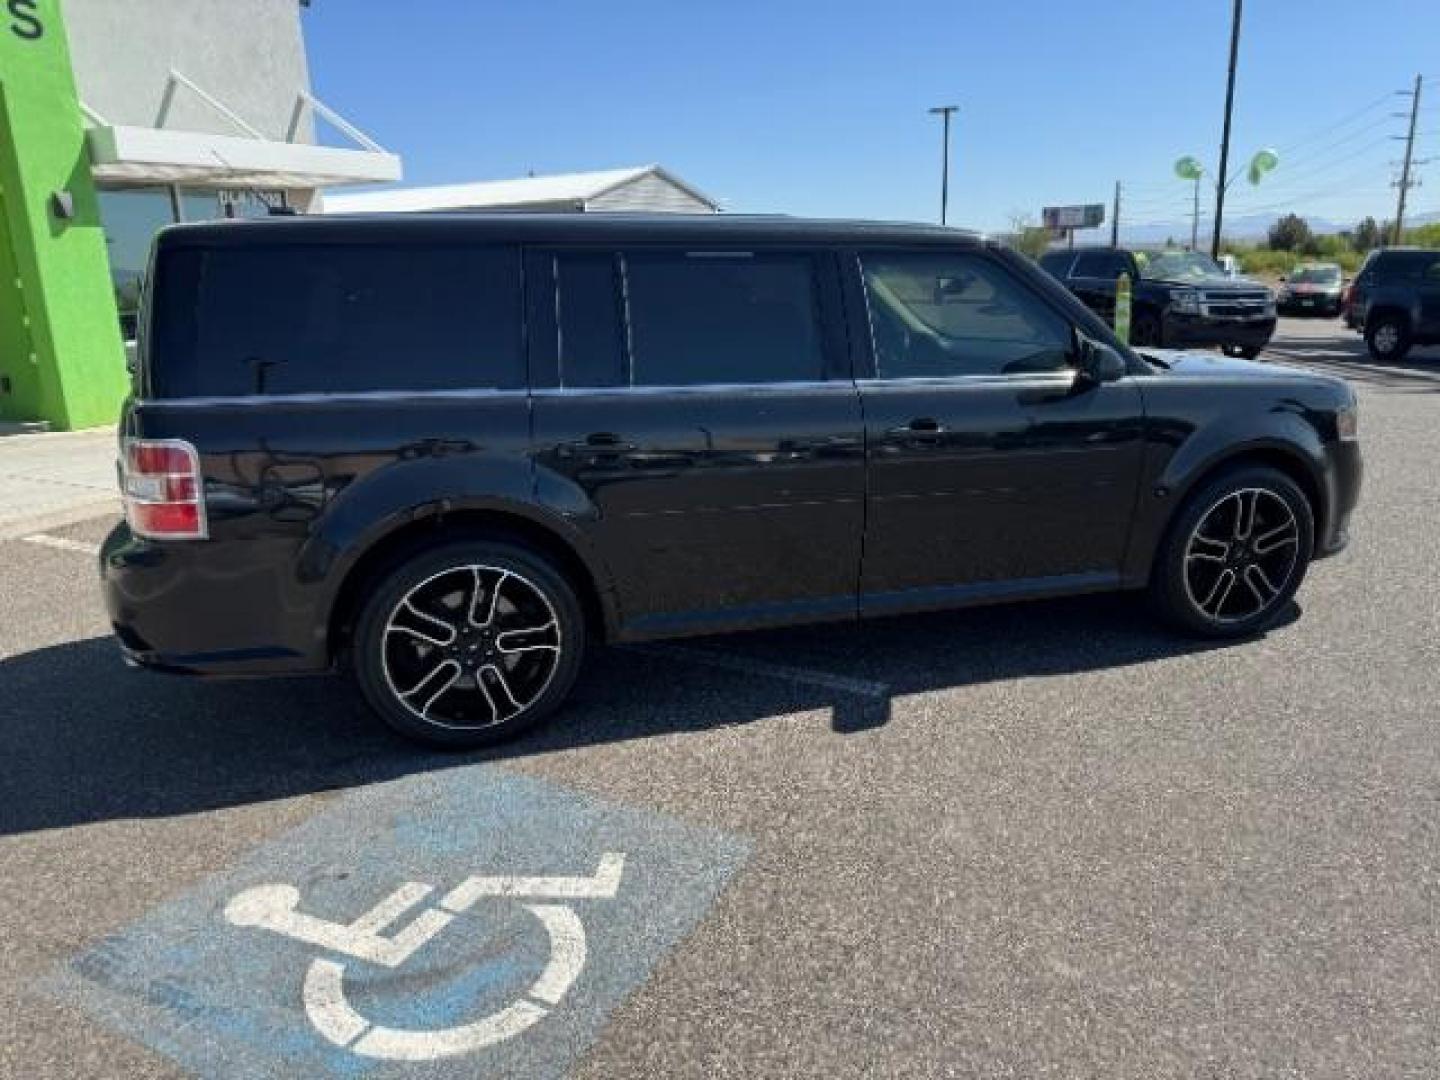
225, 853, 625, 1061
41, 768, 749, 1078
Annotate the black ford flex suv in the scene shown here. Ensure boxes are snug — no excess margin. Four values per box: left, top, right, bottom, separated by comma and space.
104, 214, 1361, 747
1040, 248, 1277, 359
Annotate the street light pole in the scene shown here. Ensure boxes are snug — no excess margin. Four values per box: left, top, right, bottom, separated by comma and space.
929, 105, 959, 225
1211, 0, 1243, 258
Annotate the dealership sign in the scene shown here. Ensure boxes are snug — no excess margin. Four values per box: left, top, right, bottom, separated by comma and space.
1042, 204, 1105, 232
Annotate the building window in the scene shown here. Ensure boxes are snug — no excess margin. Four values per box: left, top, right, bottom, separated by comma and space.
97, 188, 175, 341
179, 188, 288, 221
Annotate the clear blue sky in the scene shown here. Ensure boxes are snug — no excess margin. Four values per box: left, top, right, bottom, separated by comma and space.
304, 0, 1440, 238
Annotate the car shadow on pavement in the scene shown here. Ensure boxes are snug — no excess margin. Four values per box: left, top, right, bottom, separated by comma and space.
0, 593, 1291, 838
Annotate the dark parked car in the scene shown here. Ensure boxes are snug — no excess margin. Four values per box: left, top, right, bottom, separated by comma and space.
1039, 247, 1276, 358
1342, 247, 1440, 361
1277, 262, 1344, 317
104, 214, 1361, 747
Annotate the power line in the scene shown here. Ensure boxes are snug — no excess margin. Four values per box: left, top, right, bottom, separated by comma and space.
1276, 121, 1398, 174
1232, 134, 1394, 197
1274, 91, 1396, 156
1222, 166, 1395, 218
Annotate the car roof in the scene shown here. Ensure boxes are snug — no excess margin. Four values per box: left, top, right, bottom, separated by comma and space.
157, 212, 990, 250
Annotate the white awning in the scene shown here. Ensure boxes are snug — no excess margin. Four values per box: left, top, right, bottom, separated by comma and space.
86, 125, 401, 189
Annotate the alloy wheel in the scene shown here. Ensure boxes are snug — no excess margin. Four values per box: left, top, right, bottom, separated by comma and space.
381, 564, 562, 729
1183, 487, 1300, 624
1373, 323, 1400, 356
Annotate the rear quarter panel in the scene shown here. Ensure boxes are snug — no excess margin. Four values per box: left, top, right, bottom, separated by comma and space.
122, 393, 536, 667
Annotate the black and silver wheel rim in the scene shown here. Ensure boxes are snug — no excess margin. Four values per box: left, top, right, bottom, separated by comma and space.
1183, 488, 1300, 624
381, 564, 562, 730
1373, 322, 1401, 356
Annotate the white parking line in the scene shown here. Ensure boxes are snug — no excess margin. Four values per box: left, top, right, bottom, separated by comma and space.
21, 533, 101, 556
627, 643, 890, 701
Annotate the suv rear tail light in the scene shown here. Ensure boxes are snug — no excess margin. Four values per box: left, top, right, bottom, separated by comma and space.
122, 438, 208, 539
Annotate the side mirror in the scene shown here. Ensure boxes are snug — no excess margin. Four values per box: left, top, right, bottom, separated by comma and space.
1078, 338, 1127, 384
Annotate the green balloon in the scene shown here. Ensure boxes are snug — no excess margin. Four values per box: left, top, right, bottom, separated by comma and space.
1174, 155, 1204, 181
1248, 148, 1279, 185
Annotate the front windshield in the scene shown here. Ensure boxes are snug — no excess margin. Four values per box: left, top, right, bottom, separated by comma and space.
1137, 251, 1224, 281
1289, 265, 1342, 284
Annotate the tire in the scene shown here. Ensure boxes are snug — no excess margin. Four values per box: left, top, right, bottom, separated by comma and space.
1149, 466, 1315, 639
1131, 310, 1162, 348
352, 539, 586, 748
1365, 312, 1411, 362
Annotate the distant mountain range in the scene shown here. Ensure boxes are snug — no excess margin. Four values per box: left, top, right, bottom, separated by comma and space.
1116, 210, 1440, 246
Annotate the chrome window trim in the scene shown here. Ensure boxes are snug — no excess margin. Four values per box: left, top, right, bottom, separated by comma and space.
855, 372, 1079, 389
138, 387, 531, 408
532, 379, 846, 397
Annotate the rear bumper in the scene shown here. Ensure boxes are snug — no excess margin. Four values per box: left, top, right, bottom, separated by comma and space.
100, 523, 327, 677
1162, 313, 1276, 350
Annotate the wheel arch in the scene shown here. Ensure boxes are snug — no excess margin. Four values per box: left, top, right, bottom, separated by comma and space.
1132, 438, 1328, 585
323, 505, 617, 666
1366, 303, 1411, 331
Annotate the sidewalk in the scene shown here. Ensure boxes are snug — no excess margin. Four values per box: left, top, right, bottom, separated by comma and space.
0, 427, 119, 538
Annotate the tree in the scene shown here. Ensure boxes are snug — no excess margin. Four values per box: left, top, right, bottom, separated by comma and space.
1352, 216, 1382, 252
1404, 221, 1440, 248
1267, 213, 1313, 252
1003, 211, 1054, 259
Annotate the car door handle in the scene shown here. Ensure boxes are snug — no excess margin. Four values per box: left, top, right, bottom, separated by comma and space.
888, 418, 946, 439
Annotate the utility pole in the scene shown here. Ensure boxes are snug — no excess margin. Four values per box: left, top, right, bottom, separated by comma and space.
929, 105, 959, 225
1393, 74, 1423, 246
1211, 0, 1243, 258
1111, 181, 1121, 247
1191, 175, 1201, 251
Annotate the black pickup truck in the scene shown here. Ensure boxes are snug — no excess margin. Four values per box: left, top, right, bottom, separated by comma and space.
1039, 248, 1276, 358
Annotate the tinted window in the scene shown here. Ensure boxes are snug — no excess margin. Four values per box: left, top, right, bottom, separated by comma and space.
1071, 252, 1130, 280
1038, 252, 1073, 277
624, 253, 824, 386
149, 243, 522, 397
862, 252, 1072, 379
555, 253, 626, 388
1374, 251, 1439, 281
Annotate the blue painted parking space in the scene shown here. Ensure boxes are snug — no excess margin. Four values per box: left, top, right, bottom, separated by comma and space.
41, 766, 750, 1078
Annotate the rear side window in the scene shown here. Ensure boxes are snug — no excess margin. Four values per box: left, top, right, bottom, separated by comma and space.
1373, 251, 1440, 282
148, 243, 522, 397
625, 253, 824, 386
555, 253, 627, 388
547, 250, 827, 388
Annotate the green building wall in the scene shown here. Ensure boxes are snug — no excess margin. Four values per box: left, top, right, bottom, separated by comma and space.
0, 0, 129, 429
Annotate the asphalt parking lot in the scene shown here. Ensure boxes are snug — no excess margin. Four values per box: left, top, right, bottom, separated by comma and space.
2, 317, 1438, 1079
